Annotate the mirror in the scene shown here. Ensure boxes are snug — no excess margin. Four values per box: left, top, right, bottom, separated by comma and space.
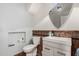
49, 3, 73, 28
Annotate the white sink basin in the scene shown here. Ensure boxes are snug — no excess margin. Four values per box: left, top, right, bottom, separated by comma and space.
23, 44, 37, 53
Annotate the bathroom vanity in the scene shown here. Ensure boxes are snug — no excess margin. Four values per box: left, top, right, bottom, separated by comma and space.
42, 37, 71, 56
33, 30, 79, 56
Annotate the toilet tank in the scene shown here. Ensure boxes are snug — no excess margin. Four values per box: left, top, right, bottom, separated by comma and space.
33, 36, 40, 45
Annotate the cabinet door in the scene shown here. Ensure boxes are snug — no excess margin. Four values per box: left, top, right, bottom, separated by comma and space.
53, 48, 66, 56
53, 48, 71, 56
42, 44, 53, 56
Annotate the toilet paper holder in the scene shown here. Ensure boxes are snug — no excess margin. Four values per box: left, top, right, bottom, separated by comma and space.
8, 44, 15, 47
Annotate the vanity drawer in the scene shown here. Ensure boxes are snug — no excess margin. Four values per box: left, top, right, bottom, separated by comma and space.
43, 40, 71, 52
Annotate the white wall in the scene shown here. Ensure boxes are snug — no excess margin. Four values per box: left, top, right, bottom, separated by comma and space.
29, 3, 56, 26
33, 4, 79, 30
33, 16, 57, 30
60, 6, 79, 30
0, 3, 33, 56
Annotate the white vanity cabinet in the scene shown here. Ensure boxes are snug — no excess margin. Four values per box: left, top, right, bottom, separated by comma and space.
42, 37, 71, 56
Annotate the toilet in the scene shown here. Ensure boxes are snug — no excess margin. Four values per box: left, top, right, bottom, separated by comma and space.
23, 36, 40, 56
